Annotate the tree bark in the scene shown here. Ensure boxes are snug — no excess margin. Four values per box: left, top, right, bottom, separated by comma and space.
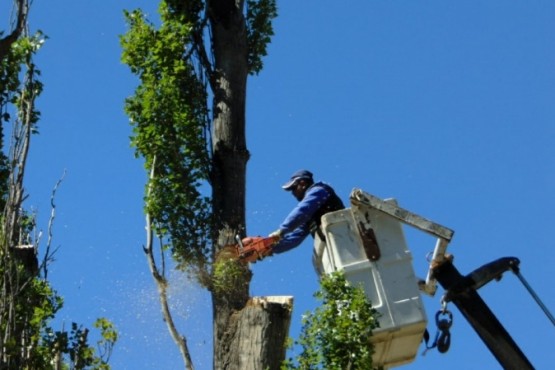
209, 0, 250, 238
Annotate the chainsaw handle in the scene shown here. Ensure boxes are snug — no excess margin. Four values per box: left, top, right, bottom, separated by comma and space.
235, 234, 245, 252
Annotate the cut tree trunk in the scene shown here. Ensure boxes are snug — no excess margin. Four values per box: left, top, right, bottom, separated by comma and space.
219, 297, 294, 370
235, 297, 294, 369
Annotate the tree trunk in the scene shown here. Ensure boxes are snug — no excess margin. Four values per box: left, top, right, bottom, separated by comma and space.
208, 1, 251, 368
208, 2, 292, 369
209, 0, 249, 238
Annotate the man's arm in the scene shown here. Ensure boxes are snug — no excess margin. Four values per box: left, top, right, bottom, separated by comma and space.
269, 184, 331, 254
279, 185, 331, 234
271, 224, 311, 254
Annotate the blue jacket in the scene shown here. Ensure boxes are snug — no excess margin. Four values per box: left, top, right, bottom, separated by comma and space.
273, 182, 344, 254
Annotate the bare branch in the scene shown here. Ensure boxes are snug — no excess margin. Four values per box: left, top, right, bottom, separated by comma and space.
143, 156, 195, 370
40, 170, 66, 279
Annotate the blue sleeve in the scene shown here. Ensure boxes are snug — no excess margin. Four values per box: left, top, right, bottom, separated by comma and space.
272, 184, 331, 253
279, 185, 331, 233
272, 224, 310, 254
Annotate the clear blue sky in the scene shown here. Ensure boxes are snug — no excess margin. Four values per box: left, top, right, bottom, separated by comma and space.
14, 1, 555, 369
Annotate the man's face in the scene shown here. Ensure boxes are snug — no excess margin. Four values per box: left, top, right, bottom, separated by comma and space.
291, 180, 308, 201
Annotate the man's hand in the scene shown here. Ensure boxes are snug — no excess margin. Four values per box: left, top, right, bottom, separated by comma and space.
269, 229, 283, 243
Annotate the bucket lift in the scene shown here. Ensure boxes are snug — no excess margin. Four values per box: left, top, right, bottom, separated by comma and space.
313, 189, 452, 368
312, 188, 541, 369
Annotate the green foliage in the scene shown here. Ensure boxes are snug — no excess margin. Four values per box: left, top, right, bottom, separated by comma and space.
39, 319, 117, 370
283, 272, 380, 370
94, 317, 118, 357
212, 249, 250, 297
0, 262, 118, 369
0, 32, 45, 123
246, 0, 278, 75
1, 277, 61, 367
121, 3, 213, 268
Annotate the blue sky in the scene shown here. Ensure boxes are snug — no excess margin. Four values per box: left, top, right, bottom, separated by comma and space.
11, 0, 555, 369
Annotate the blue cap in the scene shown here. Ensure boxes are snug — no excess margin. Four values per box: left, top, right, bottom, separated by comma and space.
282, 170, 313, 190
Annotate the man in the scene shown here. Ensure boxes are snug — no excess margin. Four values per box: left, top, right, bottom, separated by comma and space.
269, 170, 344, 254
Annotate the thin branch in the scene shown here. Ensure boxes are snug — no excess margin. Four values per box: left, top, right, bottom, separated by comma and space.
191, 22, 216, 90
40, 170, 66, 279
189, 1, 213, 78
143, 156, 195, 370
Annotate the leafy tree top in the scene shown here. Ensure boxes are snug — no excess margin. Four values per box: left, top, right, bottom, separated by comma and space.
120, 0, 277, 270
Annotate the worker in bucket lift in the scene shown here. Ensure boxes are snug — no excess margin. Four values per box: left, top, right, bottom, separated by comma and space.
269, 170, 344, 253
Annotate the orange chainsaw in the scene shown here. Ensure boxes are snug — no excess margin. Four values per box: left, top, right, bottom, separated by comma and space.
235, 235, 278, 263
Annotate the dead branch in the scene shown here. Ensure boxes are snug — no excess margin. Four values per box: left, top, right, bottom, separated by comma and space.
143, 156, 195, 370
40, 170, 66, 279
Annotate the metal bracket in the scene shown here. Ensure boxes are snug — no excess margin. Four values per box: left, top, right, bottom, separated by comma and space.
350, 188, 454, 296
